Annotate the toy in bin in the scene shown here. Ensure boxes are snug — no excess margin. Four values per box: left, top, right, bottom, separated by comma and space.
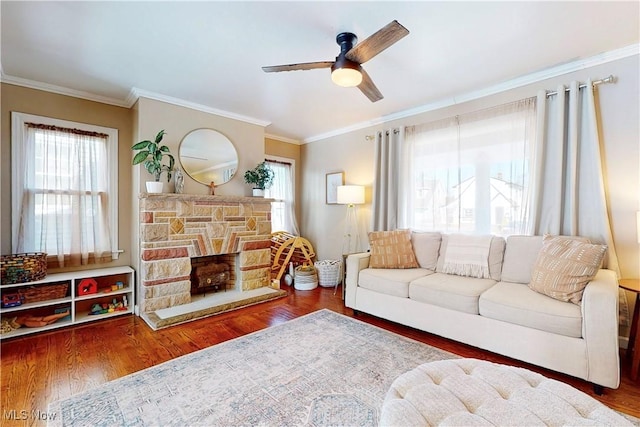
89, 296, 128, 315
77, 278, 98, 296
2, 293, 24, 308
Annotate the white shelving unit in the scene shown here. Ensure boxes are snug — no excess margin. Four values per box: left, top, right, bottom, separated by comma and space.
0, 266, 134, 339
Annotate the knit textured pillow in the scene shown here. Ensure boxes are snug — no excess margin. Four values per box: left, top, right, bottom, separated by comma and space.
528, 235, 606, 305
369, 229, 419, 269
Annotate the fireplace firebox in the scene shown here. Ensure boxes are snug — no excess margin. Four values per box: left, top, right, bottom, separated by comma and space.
190, 254, 236, 295
192, 263, 229, 294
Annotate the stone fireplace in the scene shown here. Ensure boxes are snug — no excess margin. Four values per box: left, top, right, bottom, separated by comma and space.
138, 194, 281, 328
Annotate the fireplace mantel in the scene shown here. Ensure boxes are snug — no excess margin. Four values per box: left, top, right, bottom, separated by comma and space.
140, 193, 275, 204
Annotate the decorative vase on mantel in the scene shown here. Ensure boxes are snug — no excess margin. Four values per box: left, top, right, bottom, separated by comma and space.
174, 167, 184, 194
252, 188, 265, 197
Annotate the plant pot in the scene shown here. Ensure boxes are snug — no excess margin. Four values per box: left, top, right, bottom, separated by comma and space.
146, 181, 164, 193
252, 188, 265, 197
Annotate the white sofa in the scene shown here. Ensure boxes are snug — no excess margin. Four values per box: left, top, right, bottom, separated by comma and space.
344, 232, 620, 392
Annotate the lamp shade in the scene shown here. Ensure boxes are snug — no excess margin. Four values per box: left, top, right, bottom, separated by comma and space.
331, 68, 362, 87
337, 185, 365, 205
637, 211, 640, 244
331, 56, 362, 87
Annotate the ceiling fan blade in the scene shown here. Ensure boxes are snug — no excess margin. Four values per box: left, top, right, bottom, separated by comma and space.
358, 68, 383, 103
345, 20, 409, 64
262, 61, 333, 73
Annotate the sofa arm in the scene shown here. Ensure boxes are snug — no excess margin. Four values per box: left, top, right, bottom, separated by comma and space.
581, 269, 620, 388
344, 252, 370, 308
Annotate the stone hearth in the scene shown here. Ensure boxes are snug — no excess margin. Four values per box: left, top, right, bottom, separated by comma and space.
138, 194, 285, 329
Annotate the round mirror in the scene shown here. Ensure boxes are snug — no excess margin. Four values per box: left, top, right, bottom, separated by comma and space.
179, 129, 238, 186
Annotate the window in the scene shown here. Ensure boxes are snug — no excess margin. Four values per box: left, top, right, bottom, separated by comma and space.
11, 112, 119, 267
404, 98, 536, 235
264, 158, 299, 235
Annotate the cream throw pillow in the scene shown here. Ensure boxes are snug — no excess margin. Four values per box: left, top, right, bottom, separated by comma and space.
369, 230, 419, 269
528, 235, 607, 305
410, 231, 442, 270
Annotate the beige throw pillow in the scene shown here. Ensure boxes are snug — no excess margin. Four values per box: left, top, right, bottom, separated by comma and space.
369, 230, 419, 269
410, 231, 442, 270
528, 235, 607, 304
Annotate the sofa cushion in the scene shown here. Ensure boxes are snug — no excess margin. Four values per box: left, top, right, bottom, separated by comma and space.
411, 231, 441, 270
359, 268, 433, 298
368, 229, 419, 269
501, 235, 544, 284
528, 236, 607, 305
479, 281, 583, 338
409, 273, 497, 315
436, 234, 505, 281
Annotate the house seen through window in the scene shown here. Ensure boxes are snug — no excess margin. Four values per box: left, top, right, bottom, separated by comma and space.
405, 98, 536, 235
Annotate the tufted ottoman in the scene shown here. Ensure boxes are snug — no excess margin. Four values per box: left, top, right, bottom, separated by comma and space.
381, 358, 632, 426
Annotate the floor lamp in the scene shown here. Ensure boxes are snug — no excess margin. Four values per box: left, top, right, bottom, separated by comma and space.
337, 185, 365, 255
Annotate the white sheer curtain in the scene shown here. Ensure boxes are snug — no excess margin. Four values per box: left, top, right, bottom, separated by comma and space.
372, 129, 402, 231
403, 99, 537, 235
16, 124, 112, 267
529, 80, 620, 275
265, 160, 299, 235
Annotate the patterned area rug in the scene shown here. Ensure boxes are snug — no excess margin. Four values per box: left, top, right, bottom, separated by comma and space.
48, 309, 456, 426
48, 309, 639, 426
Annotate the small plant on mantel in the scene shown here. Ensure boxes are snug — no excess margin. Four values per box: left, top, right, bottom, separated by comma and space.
132, 130, 175, 193
244, 161, 275, 196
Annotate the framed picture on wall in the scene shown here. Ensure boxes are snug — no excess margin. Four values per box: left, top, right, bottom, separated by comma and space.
326, 172, 344, 205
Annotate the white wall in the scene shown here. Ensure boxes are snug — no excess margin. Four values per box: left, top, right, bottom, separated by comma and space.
301, 55, 640, 282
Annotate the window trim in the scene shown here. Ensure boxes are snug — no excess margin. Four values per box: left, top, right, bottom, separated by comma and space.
11, 112, 120, 259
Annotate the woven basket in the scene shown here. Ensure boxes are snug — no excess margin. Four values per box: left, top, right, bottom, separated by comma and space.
19, 282, 69, 304
0, 252, 47, 284
294, 265, 318, 290
314, 260, 342, 287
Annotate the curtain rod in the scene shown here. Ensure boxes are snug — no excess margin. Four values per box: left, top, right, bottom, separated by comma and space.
25, 122, 109, 138
363, 75, 616, 140
364, 129, 400, 140
545, 75, 616, 98
265, 158, 292, 166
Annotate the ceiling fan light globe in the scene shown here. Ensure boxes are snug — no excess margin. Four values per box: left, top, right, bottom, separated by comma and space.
331, 68, 362, 87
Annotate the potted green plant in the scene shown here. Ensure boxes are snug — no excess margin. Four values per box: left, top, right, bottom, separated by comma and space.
243, 161, 275, 196
132, 130, 175, 193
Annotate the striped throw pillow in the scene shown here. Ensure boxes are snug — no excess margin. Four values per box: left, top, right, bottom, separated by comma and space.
369, 229, 419, 269
528, 235, 606, 304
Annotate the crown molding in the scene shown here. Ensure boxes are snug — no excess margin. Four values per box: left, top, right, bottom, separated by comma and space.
127, 87, 271, 128
0, 73, 271, 127
303, 43, 639, 144
2, 43, 637, 143
264, 133, 302, 145
0, 73, 130, 107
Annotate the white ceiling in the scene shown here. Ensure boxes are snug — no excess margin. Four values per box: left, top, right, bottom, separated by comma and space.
1, 1, 638, 143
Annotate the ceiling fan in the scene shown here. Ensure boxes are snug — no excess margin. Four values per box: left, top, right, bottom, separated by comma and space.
262, 20, 409, 103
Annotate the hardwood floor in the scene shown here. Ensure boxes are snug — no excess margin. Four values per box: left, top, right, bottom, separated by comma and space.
2, 285, 639, 426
